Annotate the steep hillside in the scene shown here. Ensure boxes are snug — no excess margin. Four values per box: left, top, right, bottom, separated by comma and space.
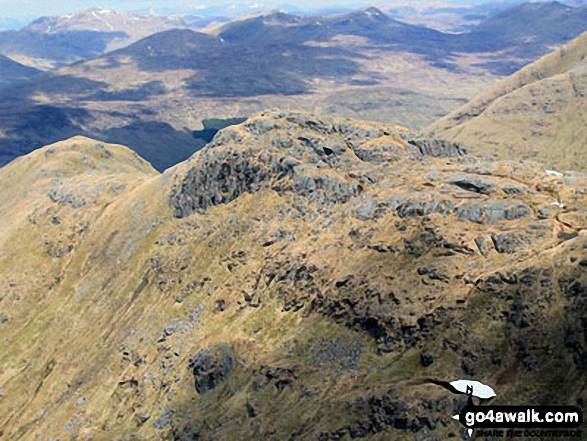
429, 32, 587, 171
1, 112, 587, 440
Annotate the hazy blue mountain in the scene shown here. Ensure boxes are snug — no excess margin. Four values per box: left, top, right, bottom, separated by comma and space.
0, 54, 41, 87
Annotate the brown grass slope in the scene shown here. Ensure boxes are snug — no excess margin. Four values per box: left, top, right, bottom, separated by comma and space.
1, 112, 587, 440
428, 32, 587, 171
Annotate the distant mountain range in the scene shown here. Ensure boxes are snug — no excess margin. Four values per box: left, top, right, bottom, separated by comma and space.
208, 2, 587, 75
0, 8, 228, 69
1, 2, 586, 71
429, 31, 587, 171
0, 3, 586, 171
384, 0, 521, 32
457, 1, 587, 60
25, 8, 229, 50
0, 16, 28, 30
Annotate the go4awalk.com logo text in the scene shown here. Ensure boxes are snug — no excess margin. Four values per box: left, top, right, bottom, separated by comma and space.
458, 404, 582, 439
435, 379, 583, 438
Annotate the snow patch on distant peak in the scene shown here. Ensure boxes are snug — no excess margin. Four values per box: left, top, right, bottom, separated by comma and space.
364, 7, 383, 16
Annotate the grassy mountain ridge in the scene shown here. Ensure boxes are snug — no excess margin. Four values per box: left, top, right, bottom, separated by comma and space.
428, 31, 587, 171
1, 111, 587, 440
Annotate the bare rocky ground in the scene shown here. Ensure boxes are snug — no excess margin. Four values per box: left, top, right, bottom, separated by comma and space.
0, 111, 586, 440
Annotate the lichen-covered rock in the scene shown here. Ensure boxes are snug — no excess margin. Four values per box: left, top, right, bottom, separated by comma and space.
396, 197, 455, 218
491, 233, 527, 254
354, 196, 377, 220
474, 235, 493, 255
456, 199, 533, 224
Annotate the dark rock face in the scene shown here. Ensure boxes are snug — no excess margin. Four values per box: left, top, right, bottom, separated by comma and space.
170, 151, 271, 217
190, 346, 235, 394
319, 389, 458, 439
169, 113, 469, 218
420, 353, 434, 367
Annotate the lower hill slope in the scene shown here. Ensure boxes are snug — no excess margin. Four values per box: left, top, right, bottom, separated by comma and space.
428, 32, 587, 171
1, 112, 587, 440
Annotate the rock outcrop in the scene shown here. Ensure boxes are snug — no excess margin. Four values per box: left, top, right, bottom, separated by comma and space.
190, 346, 235, 394
170, 113, 465, 218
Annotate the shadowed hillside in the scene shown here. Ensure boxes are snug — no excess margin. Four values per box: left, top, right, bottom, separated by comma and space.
0, 55, 40, 87
1, 112, 586, 440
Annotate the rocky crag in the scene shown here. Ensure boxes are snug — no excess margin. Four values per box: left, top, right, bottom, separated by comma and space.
0, 112, 586, 440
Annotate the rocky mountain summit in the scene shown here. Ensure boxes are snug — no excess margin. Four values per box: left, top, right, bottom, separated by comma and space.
1, 112, 586, 440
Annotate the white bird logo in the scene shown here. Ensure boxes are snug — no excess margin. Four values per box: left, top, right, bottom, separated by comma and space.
412, 377, 497, 438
